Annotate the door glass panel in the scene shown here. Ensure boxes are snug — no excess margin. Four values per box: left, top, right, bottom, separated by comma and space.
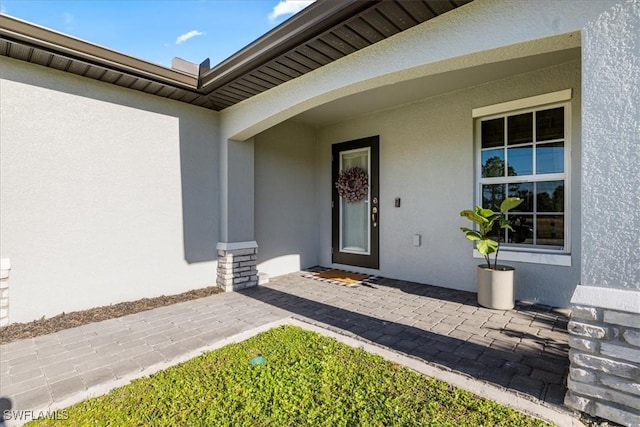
341, 149, 369, 253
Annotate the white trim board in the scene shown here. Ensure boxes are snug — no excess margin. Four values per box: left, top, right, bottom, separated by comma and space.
472, 89, 572, 118
473, 249, 572, 267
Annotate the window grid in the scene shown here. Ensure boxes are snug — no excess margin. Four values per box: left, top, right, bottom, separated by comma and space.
477, 102, 569, 252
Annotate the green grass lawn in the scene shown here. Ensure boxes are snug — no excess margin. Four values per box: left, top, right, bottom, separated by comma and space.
29, 326, 550, 426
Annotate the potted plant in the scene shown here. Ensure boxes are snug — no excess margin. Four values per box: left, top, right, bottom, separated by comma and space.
460, 197, 523, 309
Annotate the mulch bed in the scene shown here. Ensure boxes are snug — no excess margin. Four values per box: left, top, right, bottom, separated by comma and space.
0, 286, 222, 345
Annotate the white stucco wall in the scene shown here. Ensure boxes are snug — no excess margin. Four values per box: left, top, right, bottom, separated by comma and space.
316, 61, 582, 307
581, 0, 639, 292
0, 57, 220, 323
254, 121, 319, 277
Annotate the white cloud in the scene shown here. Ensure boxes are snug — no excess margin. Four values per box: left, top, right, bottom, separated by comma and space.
63, 12, 74, 26
269, 0, 315, 22
176, 30, 205, 45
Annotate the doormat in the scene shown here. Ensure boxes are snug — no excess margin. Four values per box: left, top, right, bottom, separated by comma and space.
305, 269, 371, 287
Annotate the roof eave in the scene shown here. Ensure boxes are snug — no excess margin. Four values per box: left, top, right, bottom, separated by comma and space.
0, 14, 199, 89
199, 0, 378, 93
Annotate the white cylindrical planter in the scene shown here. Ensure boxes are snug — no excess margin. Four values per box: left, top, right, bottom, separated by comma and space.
477, 265, 515, 310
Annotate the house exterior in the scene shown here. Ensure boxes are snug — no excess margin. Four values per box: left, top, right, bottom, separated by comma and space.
1, 1, 638, 424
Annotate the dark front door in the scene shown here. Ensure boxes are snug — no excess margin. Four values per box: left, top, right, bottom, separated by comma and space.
332, 136, 379, 269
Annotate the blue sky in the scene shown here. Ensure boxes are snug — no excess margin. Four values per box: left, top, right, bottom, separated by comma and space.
0, 0, 315, 67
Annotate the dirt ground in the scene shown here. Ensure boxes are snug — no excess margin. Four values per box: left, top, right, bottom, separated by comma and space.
0, 286, 222, 344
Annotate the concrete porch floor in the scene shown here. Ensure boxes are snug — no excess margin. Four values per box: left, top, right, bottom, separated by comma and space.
0, 269, 573, 424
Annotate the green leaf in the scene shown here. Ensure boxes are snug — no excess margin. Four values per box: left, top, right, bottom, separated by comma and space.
464, 231, 482, 241
499, 197, 523, 213
497, 218, 514, 232
459, 210, 488, 226
477, 208, 494, 218
476, 238, 499, 255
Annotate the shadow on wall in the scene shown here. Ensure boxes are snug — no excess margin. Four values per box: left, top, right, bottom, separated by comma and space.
178, 114, 219, 263
253, 121, 319, 275
1, 64, 219, 263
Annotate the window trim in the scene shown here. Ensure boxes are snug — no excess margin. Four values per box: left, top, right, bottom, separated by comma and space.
473, 90, 572, 262
472, 249, 571, 266
472, 89, 572, 118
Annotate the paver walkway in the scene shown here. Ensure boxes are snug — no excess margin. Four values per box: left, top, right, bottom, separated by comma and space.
1, 269, 571, 423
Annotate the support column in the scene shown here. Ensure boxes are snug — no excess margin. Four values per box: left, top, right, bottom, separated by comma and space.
217, 137, 258, 291
216, 241, 258, 292
565, 3, 640, 426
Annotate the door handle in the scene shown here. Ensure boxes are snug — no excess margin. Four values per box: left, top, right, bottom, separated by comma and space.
372, 207, 378, 228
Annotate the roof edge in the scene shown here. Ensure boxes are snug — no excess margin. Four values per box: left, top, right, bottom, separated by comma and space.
0, 14, 198, 89
199, 0, 379, 92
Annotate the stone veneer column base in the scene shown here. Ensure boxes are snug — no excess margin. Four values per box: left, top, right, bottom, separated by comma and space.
216, 241, 259, 292
565, 286, 640, 427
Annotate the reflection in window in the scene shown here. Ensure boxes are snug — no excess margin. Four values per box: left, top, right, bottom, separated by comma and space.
537, 142, 564, 174
537, 215, 564, 247
537, 181, 564, 212
481, 151, 505, 177
537, 107, 564, 141
507, 146, 533, 176
482, 184, 505, 210
508, 113, 532, 145
508, 214, 534, 245
508, 182, 533, 212
481, 118, 504, 148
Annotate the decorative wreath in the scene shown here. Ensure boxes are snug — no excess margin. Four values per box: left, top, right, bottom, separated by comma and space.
336, 166, 369, 203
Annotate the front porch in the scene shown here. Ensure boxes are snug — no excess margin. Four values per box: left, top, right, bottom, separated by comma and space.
0, 270, 573, 423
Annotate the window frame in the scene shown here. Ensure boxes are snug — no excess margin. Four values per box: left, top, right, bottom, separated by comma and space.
472, 90, 572, 266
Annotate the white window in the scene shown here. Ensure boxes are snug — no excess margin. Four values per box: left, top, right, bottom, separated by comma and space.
472, 90, 572, 264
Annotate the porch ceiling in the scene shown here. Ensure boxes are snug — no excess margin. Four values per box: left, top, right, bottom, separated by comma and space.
292, 47, 581, 126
